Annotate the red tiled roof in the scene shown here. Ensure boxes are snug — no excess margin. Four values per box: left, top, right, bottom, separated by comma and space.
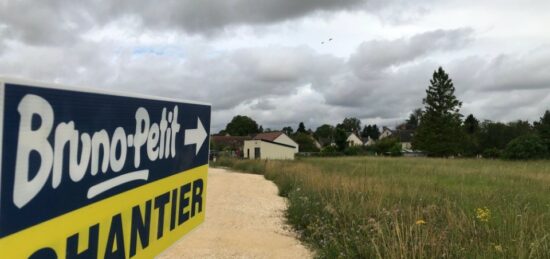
253, 131, 284, 141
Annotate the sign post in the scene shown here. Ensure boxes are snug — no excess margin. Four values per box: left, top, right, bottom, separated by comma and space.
0, 78, 211, 258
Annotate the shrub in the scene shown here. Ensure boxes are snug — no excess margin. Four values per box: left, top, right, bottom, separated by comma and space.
320, 146, 344, 156
503, 134, 548, 160
389, 143, 403, 156
343, 146, 364, 156
373, 137, 399, 155
482, 148, 502, 159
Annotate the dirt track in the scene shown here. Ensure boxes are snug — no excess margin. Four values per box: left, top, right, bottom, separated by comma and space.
158, 167, 312, 259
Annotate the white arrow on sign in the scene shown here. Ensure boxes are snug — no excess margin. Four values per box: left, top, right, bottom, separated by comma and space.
185, 117, 208, 155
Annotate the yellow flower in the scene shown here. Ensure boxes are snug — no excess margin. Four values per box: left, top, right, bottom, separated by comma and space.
415, 219, 426, 225
475, 207, 491, 222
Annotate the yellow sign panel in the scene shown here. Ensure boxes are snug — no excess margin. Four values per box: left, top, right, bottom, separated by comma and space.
0, 165, 207, 258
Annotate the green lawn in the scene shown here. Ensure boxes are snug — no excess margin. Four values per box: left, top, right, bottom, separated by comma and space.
214, 157, 550, 258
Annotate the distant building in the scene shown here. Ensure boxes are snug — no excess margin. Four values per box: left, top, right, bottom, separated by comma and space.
311, 136, 322, 149
346, 133, 363, 146
363, 136, 376, 146
394, 130, 415, 150
378, 127, 415, 151
379, 126, 394, 139
243, 132, 298, 160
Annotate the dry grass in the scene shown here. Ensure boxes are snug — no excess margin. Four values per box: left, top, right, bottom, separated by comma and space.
214, 157, 550, 258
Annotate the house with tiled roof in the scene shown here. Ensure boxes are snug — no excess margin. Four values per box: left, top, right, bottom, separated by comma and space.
244, 131, 299, 160
379, 127, 415, 151
346, 133, 363, 146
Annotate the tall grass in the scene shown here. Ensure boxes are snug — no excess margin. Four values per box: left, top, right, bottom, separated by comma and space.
213, 157, 550, 258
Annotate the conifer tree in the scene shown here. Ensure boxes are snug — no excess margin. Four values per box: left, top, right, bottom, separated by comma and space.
413, 67, 464, 156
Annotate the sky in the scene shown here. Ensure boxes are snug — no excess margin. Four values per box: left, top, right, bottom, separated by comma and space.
1, 0, 550, 132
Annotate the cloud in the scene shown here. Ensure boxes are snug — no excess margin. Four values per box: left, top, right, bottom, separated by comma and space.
318, 28, 473, 110
108, 0, 366, 34
1, 1, 550, 133
0, 1, 99, 45
0, 0, 367, 45
349, 28, 473, 79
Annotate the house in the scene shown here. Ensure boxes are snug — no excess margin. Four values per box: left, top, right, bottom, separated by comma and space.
377, 127, 416, 151
243, 132, 299, 160
311, 136, 322, 149
379, 126, 394, 139
363, 136, 376, 146
316, 137, 334, 147
394, 130, 415, 150
346, 133, 363, 146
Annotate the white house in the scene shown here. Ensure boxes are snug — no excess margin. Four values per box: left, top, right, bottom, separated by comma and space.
363, 136, 376, 146
243, 132, 298, 160
346, 133, 363, 146
379, 127, 394, 139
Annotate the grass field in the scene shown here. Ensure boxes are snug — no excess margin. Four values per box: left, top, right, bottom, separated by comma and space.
213, 157, 550, 258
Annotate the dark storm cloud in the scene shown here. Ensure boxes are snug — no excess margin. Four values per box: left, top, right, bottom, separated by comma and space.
0, 0, 366, 45
107, 0, 366, 34
0, 1, 100, 45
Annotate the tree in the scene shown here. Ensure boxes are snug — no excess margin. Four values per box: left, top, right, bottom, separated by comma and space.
371, 125, 381, 140
334, 128, 348, 151
258, 125, 264, 133
503, 134, 548, 160
361, 124, 381, 140
462, 114, 480, 156
297, 122, 307, 134
361, 125, 372, 139
373, 137, 399, 155
463, 114, 479, 135
534, 110, 550, 150
398, 109, 422, 130
315, 124, 335, 146
405, 108, 422, 130
337, 117, 361, 135
477, 120, 532, 155
282, 126, 294, 136
412, 67, 464, 156
225, 115, 259, 136
461, 114, 480, 156
292, 133, 320, 152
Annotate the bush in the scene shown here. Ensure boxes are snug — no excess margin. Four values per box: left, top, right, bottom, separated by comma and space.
389, 143, 403, 156
503, 134, 548, 160
343, 146, 364, 156
373, 137, 399, 155
482, 148, 502, 159
320, 146, 344, 156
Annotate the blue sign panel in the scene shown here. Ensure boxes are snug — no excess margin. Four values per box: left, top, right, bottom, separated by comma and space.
0, 79, 211, 258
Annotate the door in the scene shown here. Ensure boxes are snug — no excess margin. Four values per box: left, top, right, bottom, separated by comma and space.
254, 147, 261, 159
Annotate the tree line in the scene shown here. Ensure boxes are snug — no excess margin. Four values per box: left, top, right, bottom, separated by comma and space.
218, 67, 550, 159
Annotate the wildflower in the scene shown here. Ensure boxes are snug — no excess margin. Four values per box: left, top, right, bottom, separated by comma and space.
475, 207, 491, 222
494, 244, 503, 253
415, 219, 426, 225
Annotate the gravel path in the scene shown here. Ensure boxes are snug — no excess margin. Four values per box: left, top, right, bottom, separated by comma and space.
158, 167, 312, 259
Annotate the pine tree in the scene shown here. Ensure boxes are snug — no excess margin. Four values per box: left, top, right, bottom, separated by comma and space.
534, 110, 550, 151
464, 114, 479, 135
412, 67, 464, 156
297, 122, 307, 134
